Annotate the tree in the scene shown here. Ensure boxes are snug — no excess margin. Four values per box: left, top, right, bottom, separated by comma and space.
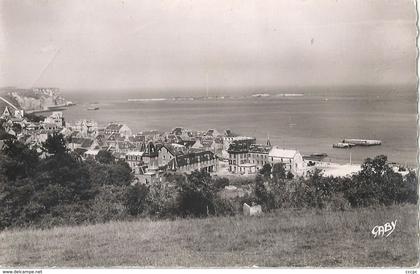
0, 175, 36, 228
12, 123, 22, 135
308, 168, 330, 209
177, 170, 216, 217
272, 163, 286, 180
0, 130, 15, 141
213, 177, 229, 190
145, 181, 178, 217
87, 158, 134, 187
96, 150, 115, 164
109, 160, 134, 186
286, 171, 294, 179
400, 171, 418, 204
260, 164, 272, 178
348, 155, 404, 207
254, 174, 268, 205
92, 185, 129, 222
1, 139, 39, 180
42, 133, 68, 155
125, 183, 149, 216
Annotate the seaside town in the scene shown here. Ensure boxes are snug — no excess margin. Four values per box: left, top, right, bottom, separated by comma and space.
1, 0, 418, 268
0, 91, 410, 186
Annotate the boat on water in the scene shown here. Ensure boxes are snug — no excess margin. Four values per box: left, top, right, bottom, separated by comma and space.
333, 143, 355, 149
303, 153, 328, 161
310, 153, 328, 158
87, 106, 99, 110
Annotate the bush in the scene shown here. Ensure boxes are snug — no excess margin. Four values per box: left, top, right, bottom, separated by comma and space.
213, 197, 236, 216
125, 183, 149, 216
90, 185, 128, 223
213, 177, 229, 190
177, 170, 217, 217
145, 182, 179, 218
324, 193, 351, 211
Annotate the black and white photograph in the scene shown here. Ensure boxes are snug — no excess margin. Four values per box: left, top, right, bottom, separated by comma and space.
0, 0, 418, 270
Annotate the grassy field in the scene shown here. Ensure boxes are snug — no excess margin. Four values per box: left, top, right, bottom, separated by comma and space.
0, 204, 418, 267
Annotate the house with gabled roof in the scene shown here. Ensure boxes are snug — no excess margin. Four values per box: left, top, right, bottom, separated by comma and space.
191, 139, 204, 149
142, 142, 159, 170
205, 129, 221, 138
156, 144, 180, 168
268, 146, 304, 176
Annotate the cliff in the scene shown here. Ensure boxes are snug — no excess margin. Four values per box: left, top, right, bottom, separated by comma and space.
0, 87, 68, 112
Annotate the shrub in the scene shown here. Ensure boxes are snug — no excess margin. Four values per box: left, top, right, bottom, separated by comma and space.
324, 193, 351, 211
213, 197, 236, 216
90, 185, 128, 223
177, 170, 217, 217
213, 177, 229, 190
125, 183, 149, 216
145, 182, 179, 218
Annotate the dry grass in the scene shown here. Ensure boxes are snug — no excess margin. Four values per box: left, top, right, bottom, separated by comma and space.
0, 204, 418, 267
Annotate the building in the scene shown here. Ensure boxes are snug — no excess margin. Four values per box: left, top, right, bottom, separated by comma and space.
104, 123, 132, 138
128, 135, 146, 150
73, 120, 98, 137
172, 150, 217, 173
125, 151, 145, 174
1, 106, 11, 119
67, 137, 94, 151
44, 112, 65, 128
268, 146, 305, 176
227, 141, 250, 174
142, 142, 159, 170
140, 130, 163, 142
114, 141, 138, 153
249, 144, 271, 170
191, 139, 204, 149
84, 149, 100, 159
227, 141, 304, 176
205, 129, 221, 138
222, 135, 256, 158
42, 123, 59, 131
105, 133, 126, 147
156, 144, 178, 168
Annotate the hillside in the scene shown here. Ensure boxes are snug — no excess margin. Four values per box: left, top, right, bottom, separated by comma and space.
0, 204, 417, 267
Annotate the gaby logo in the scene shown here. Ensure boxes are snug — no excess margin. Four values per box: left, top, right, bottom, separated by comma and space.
371, 220, 397, 238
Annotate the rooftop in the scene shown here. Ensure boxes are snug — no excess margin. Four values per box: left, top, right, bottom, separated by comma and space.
249, 144, 272, 154
268, 146, 298, 158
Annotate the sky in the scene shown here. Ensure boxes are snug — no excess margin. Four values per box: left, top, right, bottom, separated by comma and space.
0, 0, 417, 92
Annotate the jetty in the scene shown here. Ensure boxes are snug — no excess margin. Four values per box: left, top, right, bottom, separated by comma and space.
333, 139, 382, 148
343, 139, 382, 146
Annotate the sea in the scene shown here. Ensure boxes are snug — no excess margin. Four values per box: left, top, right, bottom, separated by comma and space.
60, 86, 418, 168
